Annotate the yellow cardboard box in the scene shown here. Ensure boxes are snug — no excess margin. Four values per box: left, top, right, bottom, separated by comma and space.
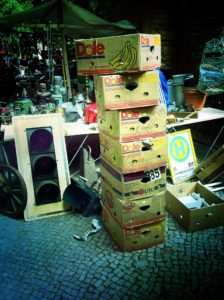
102, 203, 165, 252
100, 158, 167, 200
101, 178, 165, 227
100, 132, 168, 173
166, 181, 224, 232
94, 71, 160, 110
75, 33, 161, 75
194, 145, 224, 183
97, 104, 167, 142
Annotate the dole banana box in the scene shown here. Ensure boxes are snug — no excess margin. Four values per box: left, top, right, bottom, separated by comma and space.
102, 203, 165, 252
75, 33, 161, 75
100, 132, 168, 174
100, 158, 167, 201
94, 71, 160, 110
97, 104, 166, 142
101, 178, 165, 228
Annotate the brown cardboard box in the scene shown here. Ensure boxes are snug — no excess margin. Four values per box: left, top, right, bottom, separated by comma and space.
101, 178, 165, 227
94, 71, 160, 110
100, 157, 167, 201
194, 145, 224, 183
166, 181, 224, 232
100, 132, 167, 174
102, 203, 165, 252
97, 104, 167, 142
75, 33, 161, 75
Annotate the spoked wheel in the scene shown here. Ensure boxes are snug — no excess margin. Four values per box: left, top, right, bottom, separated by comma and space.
0, 165, 27, 218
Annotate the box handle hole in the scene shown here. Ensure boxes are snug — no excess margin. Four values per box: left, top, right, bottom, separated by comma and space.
139, 116, 149, 124
142, 146, 151, 151
141, 230, 151, 236
140, 205, 150, 211
125, 82, 138, 91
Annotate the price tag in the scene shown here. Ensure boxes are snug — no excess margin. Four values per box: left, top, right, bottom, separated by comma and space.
144, 168, 161, 182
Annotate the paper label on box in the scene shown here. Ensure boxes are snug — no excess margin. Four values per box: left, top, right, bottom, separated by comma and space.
144, 168, 161, 181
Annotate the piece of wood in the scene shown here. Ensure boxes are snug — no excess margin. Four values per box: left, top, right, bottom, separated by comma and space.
60, 29, 72, 100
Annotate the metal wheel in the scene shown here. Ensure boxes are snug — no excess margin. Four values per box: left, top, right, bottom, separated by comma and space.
0, 165, 27, 218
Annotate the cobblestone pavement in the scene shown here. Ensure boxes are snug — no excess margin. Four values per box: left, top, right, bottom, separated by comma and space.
0, 204, 224, 300
1, 121, 224, 300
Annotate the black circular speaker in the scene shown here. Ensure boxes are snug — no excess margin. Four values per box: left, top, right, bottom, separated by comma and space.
29, 128, 53, 152
36, 182, 60, 204
33, 156, 57, 175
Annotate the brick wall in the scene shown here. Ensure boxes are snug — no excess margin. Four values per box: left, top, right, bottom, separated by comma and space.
122, 1, 223, 79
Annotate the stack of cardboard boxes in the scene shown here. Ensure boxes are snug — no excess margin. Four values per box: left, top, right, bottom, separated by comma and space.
75, 33, 168, 251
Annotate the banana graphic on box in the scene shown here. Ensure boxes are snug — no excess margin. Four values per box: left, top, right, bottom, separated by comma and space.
110, 41, 137, 71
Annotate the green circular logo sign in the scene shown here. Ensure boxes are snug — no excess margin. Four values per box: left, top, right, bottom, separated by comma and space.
169, 136, 190, 162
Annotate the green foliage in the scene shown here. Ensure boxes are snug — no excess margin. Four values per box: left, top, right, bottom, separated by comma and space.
0, 0, 33, 57
0, 0, 33, 16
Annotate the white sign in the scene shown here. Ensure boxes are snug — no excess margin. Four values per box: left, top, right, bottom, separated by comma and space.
168, 129, 198, 183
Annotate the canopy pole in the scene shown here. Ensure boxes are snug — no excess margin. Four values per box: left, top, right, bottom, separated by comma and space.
60, 29, 72, 100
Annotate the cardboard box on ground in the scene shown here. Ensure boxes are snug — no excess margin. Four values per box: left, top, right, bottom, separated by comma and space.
75, 33, 161, 75
166, 182, 224, 232
102, 203, 165, 252
75, 32, 165, 251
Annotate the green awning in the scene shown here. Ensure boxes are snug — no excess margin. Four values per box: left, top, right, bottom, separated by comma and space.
0, 0, 136, 38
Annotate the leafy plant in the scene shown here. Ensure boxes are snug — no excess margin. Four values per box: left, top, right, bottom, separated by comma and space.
0, 0, 32, 16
